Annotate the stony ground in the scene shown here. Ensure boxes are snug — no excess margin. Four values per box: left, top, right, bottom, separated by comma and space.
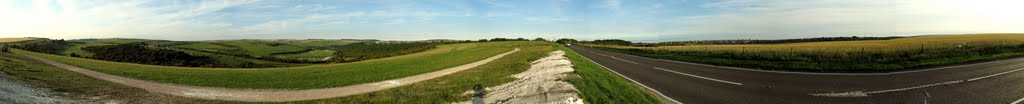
459, 50, 584, 104
0, 72, 79, 104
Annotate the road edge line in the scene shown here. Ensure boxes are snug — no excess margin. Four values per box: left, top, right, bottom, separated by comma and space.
568, 47, 684, 104
585, 46, 1024, 76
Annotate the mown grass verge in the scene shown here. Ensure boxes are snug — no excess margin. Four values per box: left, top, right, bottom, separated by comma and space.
587, 34, 1024, 72
559, 46, 663, 104
17, 41, 521, 89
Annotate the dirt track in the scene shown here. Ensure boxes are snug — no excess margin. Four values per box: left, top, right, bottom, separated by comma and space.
17, 48, 519, 102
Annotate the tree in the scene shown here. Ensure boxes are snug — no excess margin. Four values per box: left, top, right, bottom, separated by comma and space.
514, 38, 528, 41
478, 39, 489, 42
1, 43, 8, 53
533, 38, 547, 41
556, 38, 578, 44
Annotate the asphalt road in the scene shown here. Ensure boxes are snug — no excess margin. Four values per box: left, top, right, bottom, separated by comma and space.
569, 46, 1024, 104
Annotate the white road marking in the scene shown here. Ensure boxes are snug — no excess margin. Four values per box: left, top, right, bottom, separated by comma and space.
967, 68, 1024, 81
653, 67, 744, 85
1012, 96, 1024, 104
586, 46, 1024, 76
812, 67, 1024, 97
609, 56, 639, 64
571, 48, 685, 104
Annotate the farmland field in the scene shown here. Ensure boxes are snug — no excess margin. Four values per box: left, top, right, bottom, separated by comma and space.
272, 50, 336, 61
587, 34, 1024, 72
18, 41, 523, 89
0, 38, 36, 42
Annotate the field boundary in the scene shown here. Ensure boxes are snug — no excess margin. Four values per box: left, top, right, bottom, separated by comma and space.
16, 48, 519, 102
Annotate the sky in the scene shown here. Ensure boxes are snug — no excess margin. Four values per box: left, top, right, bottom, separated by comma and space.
1, 0, 1023, 42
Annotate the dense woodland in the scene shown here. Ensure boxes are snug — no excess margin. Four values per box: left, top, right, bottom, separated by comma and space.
80, 43, 225, 67
11, 39, 76, 54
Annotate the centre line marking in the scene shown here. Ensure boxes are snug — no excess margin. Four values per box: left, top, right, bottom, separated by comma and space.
811, 67, 1024, 97
653, 67, 743, 85
609, 56, 639, 64
1013, 96, 1024, 104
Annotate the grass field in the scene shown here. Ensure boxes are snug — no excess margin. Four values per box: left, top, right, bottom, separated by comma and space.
272, 50, 336, 61
0, 38, 36, 42
59, 42, 112, 57
19, 41, 520, 89
168, 48, 308, 67
173, 42, 238, 52
220, 41, 308, 56
8, 41, 661, 103
588, 34, 1024, 72
0, 53, 212, 103
291, 41, 661, 103
258, 39, 365, 48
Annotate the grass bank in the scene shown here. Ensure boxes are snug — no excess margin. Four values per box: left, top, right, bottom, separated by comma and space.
0, 52, 214, 103
560, 46, 662, 103
588, 34, 1024, 72
18, 41, 520, 89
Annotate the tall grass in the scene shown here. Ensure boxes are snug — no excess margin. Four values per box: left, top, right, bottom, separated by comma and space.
589, 34, 1024, 72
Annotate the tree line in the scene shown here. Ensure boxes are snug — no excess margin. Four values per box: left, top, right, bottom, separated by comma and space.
11, 39, 76, 54
80, 43, 221, 67
327, 42, 439, 63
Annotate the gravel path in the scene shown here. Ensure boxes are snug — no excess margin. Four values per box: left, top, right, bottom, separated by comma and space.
0, 72, 78, 104
16, 48, 519, 102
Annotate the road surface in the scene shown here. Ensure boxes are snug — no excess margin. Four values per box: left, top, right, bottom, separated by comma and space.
569, 46, 1024, 104
16, 48, 519, 102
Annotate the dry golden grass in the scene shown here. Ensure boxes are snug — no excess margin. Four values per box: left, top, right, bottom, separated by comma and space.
595, 34, 1024, 53
0, 37, 37, 43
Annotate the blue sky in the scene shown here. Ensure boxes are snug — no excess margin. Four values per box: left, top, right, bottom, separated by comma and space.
2, 0, 1023, 41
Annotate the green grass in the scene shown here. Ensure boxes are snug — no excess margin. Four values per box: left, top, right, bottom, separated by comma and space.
59, 42, 112, 57
559, 46, 663, 104
272, 50, 335, 61
174, 42, 239, 52
169, 48, 308, 67
261, 39, 365, 48
220, 41, 308, 56
0, 53, 213, 103
292, 42, 662, 103
291, 41, 557, 103
6, 41, 661, 103
18, 41, 522, 89
589, 34, 1024, 72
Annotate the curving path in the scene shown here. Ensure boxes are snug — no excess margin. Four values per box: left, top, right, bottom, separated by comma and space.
17, 48, 520, 102
570, 46, 1024, 104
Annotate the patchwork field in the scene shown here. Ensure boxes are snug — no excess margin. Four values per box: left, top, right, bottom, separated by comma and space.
588, 34, 1024, 72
